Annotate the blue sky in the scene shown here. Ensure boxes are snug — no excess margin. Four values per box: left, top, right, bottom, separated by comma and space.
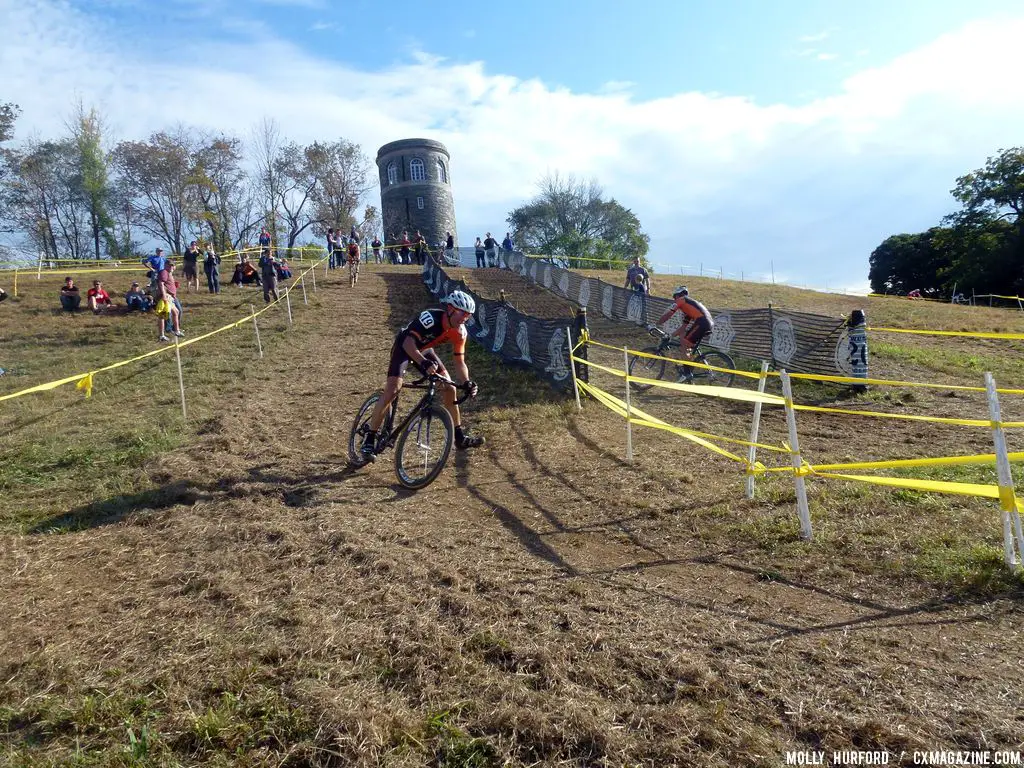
3, 0, 1024, 291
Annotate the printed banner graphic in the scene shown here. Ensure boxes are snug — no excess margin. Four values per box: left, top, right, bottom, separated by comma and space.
505, 252, 860, 377
422, 259, 575, 390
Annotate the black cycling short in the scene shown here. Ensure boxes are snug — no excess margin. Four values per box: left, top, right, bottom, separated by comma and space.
387, 343, 442, 379
682, 316, 712, 346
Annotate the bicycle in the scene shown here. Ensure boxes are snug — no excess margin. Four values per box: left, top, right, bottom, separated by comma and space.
627, 326, 736, 392
348, 374, 474, 489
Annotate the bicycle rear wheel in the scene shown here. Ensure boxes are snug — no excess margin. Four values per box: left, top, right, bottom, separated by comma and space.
627, 346, 667, 392
348, 392, 380, 466
691, 350, 736, 388
394, 403, 454, 489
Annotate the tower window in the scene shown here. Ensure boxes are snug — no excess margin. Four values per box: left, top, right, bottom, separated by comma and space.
416, 196, 425, 210
387, 162, 398, 185
410, 158, 426, 182
436, 158, 447, 184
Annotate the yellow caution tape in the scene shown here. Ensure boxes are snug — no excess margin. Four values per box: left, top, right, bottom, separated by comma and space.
799, 451, 1024, 473
791, 402, 1024, 428
587, 338, 764, 379
812, 471, 1017, 505
576, 379, 753, 465
1, 258, 326, 404
869, 326, 1024, 340
571, 354, 785, 405
976, 294, 1024, 302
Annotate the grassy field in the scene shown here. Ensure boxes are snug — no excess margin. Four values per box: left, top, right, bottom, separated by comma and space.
1, 264, 1022, 766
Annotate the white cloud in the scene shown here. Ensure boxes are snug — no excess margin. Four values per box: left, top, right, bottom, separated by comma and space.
3, 1, 1024, 288
799, 30, 832, 43
816, 52, 838, 61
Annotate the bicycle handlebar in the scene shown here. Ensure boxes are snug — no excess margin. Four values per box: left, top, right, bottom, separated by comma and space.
407, 374, 475, 405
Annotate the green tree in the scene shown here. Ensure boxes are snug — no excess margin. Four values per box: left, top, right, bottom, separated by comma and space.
868, 228, 950, 296
506, 173, 650, 269
69, 103, 115, 260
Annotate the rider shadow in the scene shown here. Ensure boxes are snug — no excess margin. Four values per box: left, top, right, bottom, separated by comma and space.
452, 448, 580, 576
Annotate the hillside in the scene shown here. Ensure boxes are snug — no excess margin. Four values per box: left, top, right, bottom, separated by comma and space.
1, 264, 1022, 766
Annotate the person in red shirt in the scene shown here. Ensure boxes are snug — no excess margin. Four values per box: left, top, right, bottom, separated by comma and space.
86, 280, 112, 313
653, 286, 714, 367
359, 290, 483, 459
347, 239, 361, 286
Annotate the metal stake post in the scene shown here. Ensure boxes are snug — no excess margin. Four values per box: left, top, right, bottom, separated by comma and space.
173, 335, 188, 422
250, 304, 263, 359
985, 372, 1024, 567
568, 326, 582, 410
624, 346, 633, 463
285, 287, 293, 325
780, 370, 812, 540
745, 361, 770, 499
301, 276, 308, 305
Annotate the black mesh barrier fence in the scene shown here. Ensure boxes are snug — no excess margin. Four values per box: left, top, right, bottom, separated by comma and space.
504, 251, 868, 377
422, 259, 578, 390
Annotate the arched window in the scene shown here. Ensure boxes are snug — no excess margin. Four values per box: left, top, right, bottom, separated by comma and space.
410, 158, 426, 182
387, 162, 398, 185
436, 158, 448, 184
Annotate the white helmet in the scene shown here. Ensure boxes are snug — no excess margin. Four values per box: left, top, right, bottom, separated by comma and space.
673, 286, 689, 298
443, 290, 476, 314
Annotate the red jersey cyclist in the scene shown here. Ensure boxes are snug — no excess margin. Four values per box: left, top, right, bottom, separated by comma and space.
360, 290, 485, 459
652, 286, 714, 378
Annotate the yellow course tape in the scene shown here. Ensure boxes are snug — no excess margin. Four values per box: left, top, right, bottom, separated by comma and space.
576, 378, 755, 465
571, 354, 785, 406
812, 472, 1018, 506
791, 402, 1024, 428
869, 326, 1024, 340
0, 259, 325, 404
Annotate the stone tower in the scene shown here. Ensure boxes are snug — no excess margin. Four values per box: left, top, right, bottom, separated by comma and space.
376, 138, 456, 248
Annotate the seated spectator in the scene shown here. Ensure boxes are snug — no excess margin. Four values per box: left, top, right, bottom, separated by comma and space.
60, 277, 81, 312
907, 289, 922, 299
86, 280, 113, 313
230, 259, 262, 287
0, 287, 8, 303
125, 281, 154, 312
275, 257, 293, 280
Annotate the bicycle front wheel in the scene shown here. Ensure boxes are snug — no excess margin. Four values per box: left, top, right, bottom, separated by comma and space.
692, 350, 736, 388
348, 392, 380, 467
627, 346, 667, 392
394, 403, 454, 490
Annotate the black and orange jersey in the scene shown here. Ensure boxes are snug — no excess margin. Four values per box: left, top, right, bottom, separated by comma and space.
669, 295, 713, 323
397, 308, 467, 356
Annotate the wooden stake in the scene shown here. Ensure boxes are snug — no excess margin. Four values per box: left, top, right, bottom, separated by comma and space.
250, 303, 263, 359
624, 346, 633, 463
173, 335, 187, 422
985, 372, 1024, 567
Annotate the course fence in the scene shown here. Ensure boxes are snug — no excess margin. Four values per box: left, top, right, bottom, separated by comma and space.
503, 251, 867, 379
570, 333, 1024, 570
0, 257, 328, 415
421, 258, 579, 391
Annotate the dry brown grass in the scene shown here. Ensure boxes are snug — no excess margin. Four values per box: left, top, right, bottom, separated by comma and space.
1, 265, 1023, 767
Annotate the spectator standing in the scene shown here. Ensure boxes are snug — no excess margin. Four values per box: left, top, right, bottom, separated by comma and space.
399, 231, 412, 265
260, 250, 280, 303
204, 246, 221, 294
326, 228, 338, 269
143, 247, 167, 291
182, 241, 201, 292
445, 231, 455, 263
474, 237, 485, 268
258, 226, 272, 250
483, 232, 498, 267
125, 281, 153, 312
156, 261, 183, 341
86, 280, 113, 313
502, 232, 514, 269
371, 235, 383, 264
413, 230, 426, 265
624, 256, 651, 322
60, 277, 81, 312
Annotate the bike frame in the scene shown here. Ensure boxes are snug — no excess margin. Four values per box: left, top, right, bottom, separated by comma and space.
376, 376, 470, 450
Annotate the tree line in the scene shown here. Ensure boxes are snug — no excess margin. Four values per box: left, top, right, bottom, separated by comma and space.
869, 148, 1024, 298
0, 100, 380, 261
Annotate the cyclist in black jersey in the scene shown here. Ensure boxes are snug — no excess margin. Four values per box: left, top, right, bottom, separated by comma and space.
361, 290, 484, 459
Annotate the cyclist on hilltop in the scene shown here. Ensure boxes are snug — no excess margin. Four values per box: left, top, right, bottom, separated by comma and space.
360, 290, 484, 459
651, 286, 714, 379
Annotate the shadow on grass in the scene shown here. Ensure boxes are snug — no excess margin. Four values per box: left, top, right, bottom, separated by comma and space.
30, 479, 206, 533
